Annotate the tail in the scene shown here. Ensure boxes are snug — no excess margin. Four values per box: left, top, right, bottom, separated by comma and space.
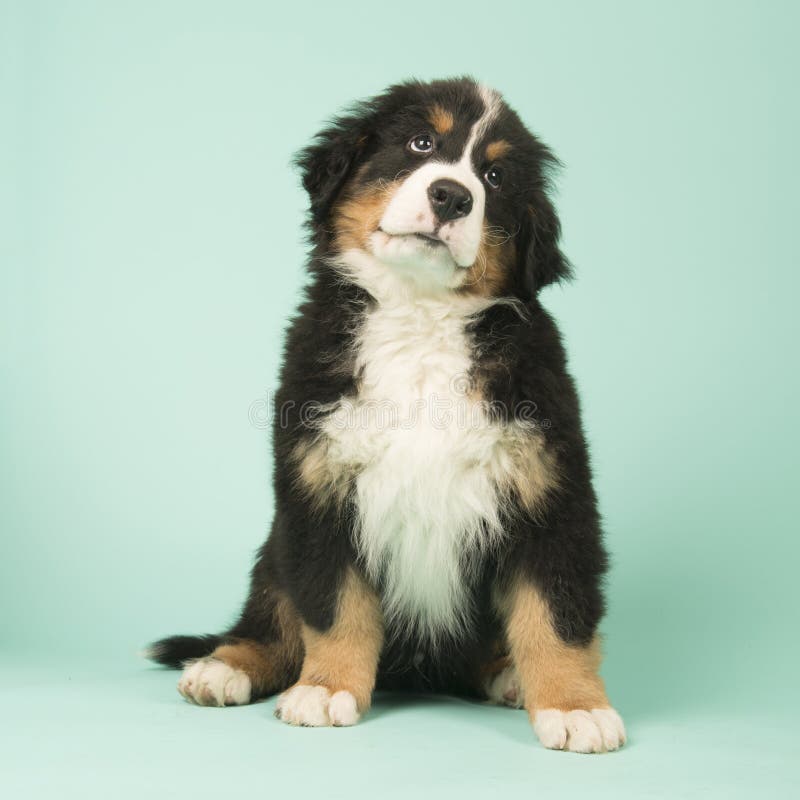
145, 634, 225, 669
145, 538, 293, 674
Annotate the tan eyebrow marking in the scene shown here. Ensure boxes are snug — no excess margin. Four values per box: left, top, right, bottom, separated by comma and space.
486, 139, 512, 161
429, 104, 454, 135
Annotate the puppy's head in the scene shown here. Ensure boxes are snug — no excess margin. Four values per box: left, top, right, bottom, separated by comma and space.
296, 78, 571, 298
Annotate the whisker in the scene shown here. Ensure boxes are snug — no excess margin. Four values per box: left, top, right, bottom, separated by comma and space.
461, 249, 488, 287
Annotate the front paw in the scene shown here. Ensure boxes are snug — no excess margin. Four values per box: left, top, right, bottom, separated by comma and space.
275, 684, 361, 727
534, 708, 626, 753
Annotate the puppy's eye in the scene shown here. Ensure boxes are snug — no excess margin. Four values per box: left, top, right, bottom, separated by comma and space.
484, 166, 503, 189
408, 133, 434, 154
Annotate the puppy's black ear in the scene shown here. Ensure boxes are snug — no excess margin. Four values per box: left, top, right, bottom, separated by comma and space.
519, 147, 573, 296
295, 107, 374, 226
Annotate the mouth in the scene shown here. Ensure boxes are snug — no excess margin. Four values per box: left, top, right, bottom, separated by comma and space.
410, 232, 446, 248
378, 228, 447, 249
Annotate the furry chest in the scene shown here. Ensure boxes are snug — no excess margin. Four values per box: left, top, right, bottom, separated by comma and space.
309, 297, 552, 641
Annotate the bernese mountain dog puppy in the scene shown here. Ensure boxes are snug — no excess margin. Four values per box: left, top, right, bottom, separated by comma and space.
147, 77, 626, 753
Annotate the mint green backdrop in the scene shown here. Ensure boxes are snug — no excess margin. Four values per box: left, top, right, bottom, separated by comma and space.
2, 1, 798, 797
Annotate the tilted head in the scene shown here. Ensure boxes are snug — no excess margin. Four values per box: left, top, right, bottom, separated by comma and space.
297, 77, 571, 299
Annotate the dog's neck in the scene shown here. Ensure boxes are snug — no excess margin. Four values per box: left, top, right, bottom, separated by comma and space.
331, 247, 493, 312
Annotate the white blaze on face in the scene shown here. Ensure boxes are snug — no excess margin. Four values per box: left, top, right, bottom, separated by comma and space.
370, 85, 502, 285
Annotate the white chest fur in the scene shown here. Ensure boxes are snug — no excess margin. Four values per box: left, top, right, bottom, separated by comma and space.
317, 290, 534, 643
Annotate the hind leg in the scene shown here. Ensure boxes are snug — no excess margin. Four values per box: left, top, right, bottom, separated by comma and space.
482, 655, 525, 709
178, 592, 303, 707
178, 650, 251, 707
177, 639, 292, 706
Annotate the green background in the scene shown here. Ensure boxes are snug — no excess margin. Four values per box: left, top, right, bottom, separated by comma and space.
2, 1, 798, 797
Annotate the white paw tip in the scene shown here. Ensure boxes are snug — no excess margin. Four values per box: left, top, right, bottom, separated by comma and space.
591, 707, 627, 750
565, 710, 604, 753
328, 690, 360, 726
534, 709, 568, 750
534, 707, 626, 753
484, 665, 523, 708
177, 658, 251, 707
275, 684, 332, 727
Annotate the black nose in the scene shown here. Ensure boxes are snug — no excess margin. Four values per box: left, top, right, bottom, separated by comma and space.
427, 179, 473, 223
